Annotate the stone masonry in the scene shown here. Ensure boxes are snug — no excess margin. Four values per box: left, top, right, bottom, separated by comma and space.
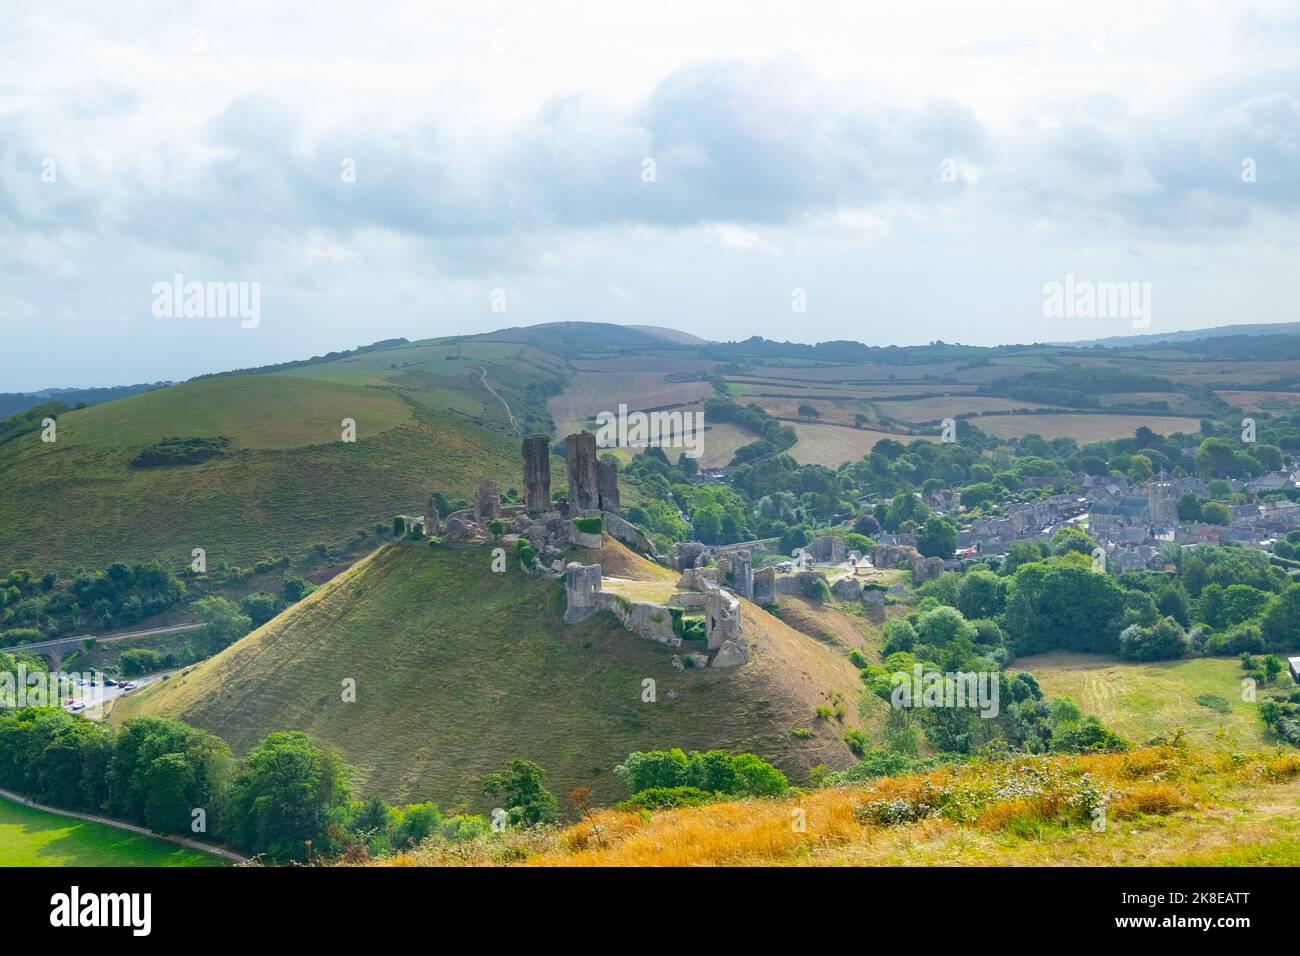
566, 431, 599, 512
474, 479, 500, 524
522, 434, 551, 513
596, 458, 621, 514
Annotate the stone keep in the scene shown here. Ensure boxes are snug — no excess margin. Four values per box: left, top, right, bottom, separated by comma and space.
474, 479, 500, 524
565, 431, 599, 512
522, 434, 552, 513
596, 458, 621, 514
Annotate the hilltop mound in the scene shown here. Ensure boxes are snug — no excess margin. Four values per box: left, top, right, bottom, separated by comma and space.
113, 537, 867, 808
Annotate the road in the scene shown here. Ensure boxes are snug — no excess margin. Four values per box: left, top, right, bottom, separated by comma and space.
476, 364, 519, 433
0, 621, 202, 655
63, 668, 178, 720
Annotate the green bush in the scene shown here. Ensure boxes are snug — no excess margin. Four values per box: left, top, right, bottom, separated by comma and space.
573, 517, 603, 535
616, 786, 715, 812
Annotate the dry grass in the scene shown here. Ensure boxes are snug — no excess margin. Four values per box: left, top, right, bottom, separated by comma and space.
788, 422, 931, 467
971, 413, 1200, 441
372, 747, 1300, 867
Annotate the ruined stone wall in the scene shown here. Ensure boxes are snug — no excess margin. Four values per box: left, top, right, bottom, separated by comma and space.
563, 562, 603, 623
565, 431, 599, 512
596, 458, 620, 514
474, 479, 500, 524
522, 435, 552, 513
751, 566, 775, 604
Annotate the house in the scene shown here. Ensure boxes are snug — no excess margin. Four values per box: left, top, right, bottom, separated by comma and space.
1289, 656, 1300, 683
1248, 471, 1297, 494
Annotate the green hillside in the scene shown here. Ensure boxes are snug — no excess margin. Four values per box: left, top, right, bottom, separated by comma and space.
0, 340, 566, 572
114, 538, 868, 808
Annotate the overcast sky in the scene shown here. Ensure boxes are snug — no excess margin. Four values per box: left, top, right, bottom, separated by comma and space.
1, 1, 1298, 390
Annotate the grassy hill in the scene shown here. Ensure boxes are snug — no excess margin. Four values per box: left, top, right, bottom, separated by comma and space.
378, 746, 1300, 866
0, 340, 565, 572
1018, 652, 1282, 752
0, 797, 222, 866
113, 537, 868, 808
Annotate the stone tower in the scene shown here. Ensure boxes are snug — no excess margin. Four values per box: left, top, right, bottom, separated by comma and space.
522, 434, 551, 513
565, 431, 599, 512
1147, 477, 1175, 526
596, 457, 621, 514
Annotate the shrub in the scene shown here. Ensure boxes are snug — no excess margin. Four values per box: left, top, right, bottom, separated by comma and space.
573, 517, 603, 535
616, 786, 714, 812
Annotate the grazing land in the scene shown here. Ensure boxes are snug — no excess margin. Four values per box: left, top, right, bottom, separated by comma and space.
1020, 652, 1284, 751
787, 421, 930, 467
0, 797, 223, 867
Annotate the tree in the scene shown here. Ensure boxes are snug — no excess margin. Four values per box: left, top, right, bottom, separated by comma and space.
193, 596, 253, 649
1261, 585, 1300, 650
482, 759, 558, 827
1003, 560, 1127, 655
916, 517, 957, 559
226, 731, 351, 861
1200, 501, 1231, 525
1118, 617, 1189, 662
238, 592, 281, 626
956, 568, 1006, 620
1176, 492, 1202, 522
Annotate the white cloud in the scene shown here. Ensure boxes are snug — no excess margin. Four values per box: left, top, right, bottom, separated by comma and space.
0, 1, 1298, 390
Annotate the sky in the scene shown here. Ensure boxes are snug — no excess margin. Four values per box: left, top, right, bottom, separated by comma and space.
1, 0, 1298, 391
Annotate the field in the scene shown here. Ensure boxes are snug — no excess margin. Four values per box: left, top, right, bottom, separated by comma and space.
872, 396, 1062, 422
1019, 652, 1281, 751
969, 413, 1200, 441
787, 422, 930, 467
1217, 390, 1300, 413
0, 797, 223, 867
115, 537, 868, 808
379, 747, 1300, 866
749, 396, 874, 427
547, 370, 715, 437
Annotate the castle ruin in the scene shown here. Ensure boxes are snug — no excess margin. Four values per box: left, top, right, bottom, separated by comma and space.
522, 434, 551, 513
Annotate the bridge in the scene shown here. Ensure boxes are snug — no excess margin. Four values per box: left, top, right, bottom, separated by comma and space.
1, 623, 203, 670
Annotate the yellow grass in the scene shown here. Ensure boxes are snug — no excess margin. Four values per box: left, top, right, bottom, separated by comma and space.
788, 422, 931, 467
971, 413, 1199, 441
374, 748, 1300, 867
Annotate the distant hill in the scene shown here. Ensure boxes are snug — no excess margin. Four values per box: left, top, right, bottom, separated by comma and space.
1056, 322, 1300, 349
0, 382, 169, 419
0, 339, 564, 572
463, 321, 706, 355
114, 537, 869, 807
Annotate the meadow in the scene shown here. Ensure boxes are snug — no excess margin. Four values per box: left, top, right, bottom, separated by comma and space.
0, 797, 223, 867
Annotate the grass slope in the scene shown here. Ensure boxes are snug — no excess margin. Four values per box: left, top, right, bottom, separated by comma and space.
1019, 651, 1281, 751
114, 538, 867, 809
0, 797, 222, 867
381, 747, 1300, 866
0, 342, 555, 571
